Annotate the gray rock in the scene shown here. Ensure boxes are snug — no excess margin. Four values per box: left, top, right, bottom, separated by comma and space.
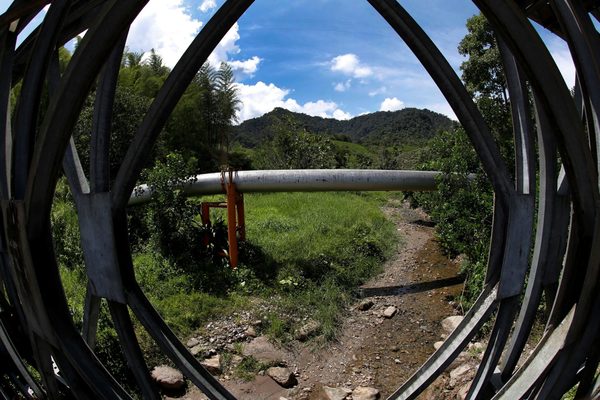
242, 336, 288, 364
151, 365, 185, 390
200, 355, 222, 375
441, 316, 464, 334
244, 326, 257, 338
357, 299, 374, 311
383, 306, 397, 318
190, 344, 205, 356
449, 363, 473, 387
186, 337, 200, 348
433, 341, 444, 350
470, 342, 484, 352
322, 386, 352, 400
295, 319, 321, 341
266, 367, 297, 388
352, 386, 380, 400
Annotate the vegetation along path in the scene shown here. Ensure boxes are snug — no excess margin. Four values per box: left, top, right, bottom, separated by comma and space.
176, 199, 464, 400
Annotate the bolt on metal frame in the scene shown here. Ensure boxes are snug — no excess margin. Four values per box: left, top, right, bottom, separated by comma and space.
0, 0, 598, 399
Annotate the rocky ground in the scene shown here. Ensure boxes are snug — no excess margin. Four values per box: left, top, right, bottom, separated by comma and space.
155, 201, 480, 400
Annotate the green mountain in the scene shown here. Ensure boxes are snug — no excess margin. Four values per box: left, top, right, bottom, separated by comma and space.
232, 107, 456, 148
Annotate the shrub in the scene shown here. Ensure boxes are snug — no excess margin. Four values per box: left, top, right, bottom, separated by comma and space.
412, 128, 493, 307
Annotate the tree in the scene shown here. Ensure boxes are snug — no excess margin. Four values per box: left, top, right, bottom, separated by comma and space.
166, 62, 240, 171
146, 49, 169, 76
254, 118, 337, 169
123, 50, 144, 68
458, 13, 513, 161
414, 13, 515, 306
214, 63, 241, 155
458, 14, 507, 103
73, 86, 155, 183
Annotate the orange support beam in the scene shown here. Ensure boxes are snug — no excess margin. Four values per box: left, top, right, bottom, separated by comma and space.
226, 177, 239, 269
236, 192, 246, 241
200, 172, 245, 268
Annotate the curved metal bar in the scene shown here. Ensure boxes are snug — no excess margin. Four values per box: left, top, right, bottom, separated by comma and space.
107, 301, 161, 400
90, 32, 127, 193
366, 0, 514, 206
0, 1, 50, 30
12, 0, 108, 84
492, 307, 575, 399
111, 0, 256, 210
0, 1, 598, 399
467, 194, 535, 399
24, 0, 147, 239
498, 38, 535, 196
474, 0, 598, 233
126, 284, 236, 400
11, 0, 70, 200
389, 285, 499, 399
0, 30, 16, 200
500, 91, 566, 379
552, 0, 600, 184
0, 320, 44, 398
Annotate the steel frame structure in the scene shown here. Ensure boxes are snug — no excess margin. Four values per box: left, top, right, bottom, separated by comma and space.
0, 0, 599, 399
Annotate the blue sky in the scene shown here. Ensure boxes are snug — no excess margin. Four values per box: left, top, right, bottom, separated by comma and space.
1, 0, 576, 122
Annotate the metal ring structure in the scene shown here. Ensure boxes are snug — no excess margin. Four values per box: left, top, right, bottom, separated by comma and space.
0, 0, 599, 399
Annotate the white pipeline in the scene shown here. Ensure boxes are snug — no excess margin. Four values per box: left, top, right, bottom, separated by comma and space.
128, 169, 444, 206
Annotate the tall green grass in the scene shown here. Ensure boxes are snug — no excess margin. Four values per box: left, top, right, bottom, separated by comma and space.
245, 192, 396, 286
55, 190, 399, 352
240, 192, 397, 340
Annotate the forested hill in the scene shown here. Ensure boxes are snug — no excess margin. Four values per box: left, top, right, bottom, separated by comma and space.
232, 107, 456, 147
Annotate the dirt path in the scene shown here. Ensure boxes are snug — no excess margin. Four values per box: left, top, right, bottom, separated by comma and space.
177, 200, 464, 400
295, 200, 464, 399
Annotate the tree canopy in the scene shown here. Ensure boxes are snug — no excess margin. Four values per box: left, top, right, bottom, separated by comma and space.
72, 48, 241, 182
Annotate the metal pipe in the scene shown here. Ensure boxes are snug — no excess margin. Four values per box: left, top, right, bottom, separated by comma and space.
128, 169, 446, 206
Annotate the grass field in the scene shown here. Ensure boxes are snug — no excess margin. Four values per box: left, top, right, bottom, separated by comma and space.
55, 189, 401, 380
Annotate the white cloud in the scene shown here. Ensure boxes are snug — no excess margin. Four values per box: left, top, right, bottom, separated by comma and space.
300, 100, 342, 118
333, 109, 352, 120
128, 0, 202, 67
331, 54, 373, 78
368, 86, 387, 97
207, 22, 241, 66
380, 97, 405, 112
206, 23, 261, 77
229, 56, 262, 75
236, 81, 351, 122
129, 7, 260, 77
199, 0, 217, 13
334, 80, 352, 92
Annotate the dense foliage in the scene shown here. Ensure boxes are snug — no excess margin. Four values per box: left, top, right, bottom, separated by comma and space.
232, 106, 455, 149
413, 13, 514, 306
253, 117, 338, 169
73, 50, 240, 180
412, 128, 494, 304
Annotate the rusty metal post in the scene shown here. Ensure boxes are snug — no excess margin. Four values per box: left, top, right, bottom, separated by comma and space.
226, 173, 239, 269
201, 203, 211, 227
200, 203, 211, 247
236, 192, 246, 242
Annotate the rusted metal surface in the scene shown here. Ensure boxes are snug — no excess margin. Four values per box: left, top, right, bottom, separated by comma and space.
0, 0, 598, 399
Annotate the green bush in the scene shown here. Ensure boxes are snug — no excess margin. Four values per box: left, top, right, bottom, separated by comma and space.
253, 118, 337, 169
136, 153, 237, 293
412, 128, 493, 307
51, 179, 84, 270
